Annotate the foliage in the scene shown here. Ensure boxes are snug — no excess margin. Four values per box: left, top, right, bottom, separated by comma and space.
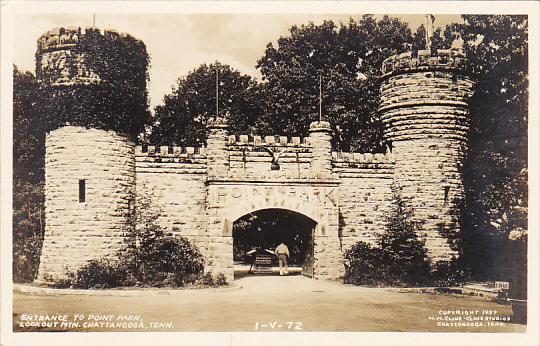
343, 242, 387, 286
377, 187, 432, 286
37, 30, 151, 140
149, 62, 262, 146
214, 273, 228, 286
74, 258, 128, 289
430, 258, 471, 287
73, 233, 206, 289
256, 15, 416, 151
130, 231, 205, 287
12, 67, 45, 283
452, 15, 528, 281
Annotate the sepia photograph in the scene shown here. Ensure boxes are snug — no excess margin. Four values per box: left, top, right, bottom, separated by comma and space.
0, 1, 538, 345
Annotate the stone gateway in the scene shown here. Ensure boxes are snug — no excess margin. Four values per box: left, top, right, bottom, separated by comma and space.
35, 27, 473, 284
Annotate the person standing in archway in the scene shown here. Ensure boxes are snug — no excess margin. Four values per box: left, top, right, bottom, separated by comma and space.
275, 242, 290, 276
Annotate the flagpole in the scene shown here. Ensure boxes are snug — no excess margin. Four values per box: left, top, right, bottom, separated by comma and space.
215, 67, 219, 118
425, 14, 430, 51
319, 74, 322, 123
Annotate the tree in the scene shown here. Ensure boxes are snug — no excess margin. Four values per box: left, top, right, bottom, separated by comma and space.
13, 66, 45, 282
453, 15, 528, 281
148, 62, 263, 146
378, 186, 432, 285
256, 15, 415, 151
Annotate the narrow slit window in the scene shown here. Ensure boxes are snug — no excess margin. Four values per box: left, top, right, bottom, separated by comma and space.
79, 179, 86, 203
443, 186, 450, 207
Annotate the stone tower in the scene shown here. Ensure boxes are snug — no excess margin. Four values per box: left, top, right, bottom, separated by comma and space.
379, 49, 474, 262
36, 27, 136, 282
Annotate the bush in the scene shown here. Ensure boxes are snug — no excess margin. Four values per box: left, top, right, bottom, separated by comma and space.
215, 273, 228, 287
13, 235, 43, 283
431, 258, 471, 287
74, 233, 204, 289
344, 242, 388, 286
74, 258, 127, 289
133, 232, 205, 287
196, 272, 228, 288
198, 272, 215, 287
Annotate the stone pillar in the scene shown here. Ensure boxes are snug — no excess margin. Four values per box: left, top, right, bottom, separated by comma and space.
308, 121, 342, 280
203, 116, 234, 281
308, 121, 333, 178
37, 126, 135, 283
379, 49, 474, 263
206, 116, 229, 180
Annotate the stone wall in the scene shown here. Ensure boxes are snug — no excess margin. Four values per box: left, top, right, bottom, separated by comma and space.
37, 126, 135, 282
332, 152, 395, 251
391, 139, 466, 261
134, 145, 211, 272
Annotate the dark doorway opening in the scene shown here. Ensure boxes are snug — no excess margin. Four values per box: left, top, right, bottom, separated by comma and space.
233, 208, 316, 279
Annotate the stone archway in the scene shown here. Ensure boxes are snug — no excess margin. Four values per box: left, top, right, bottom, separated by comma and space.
205, 182, 343, 282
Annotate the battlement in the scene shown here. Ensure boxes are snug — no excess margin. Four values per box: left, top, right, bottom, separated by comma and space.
381, 48, 467, 77
227, 134, 310, 146
135, 145, 207, 157
332, 152, 395, 164
37, 26, 130, 53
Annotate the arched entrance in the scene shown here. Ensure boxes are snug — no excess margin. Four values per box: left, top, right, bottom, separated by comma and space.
232, 208, 317, 279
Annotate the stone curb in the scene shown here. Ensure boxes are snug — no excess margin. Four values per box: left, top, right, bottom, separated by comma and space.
13, 282, 242, 297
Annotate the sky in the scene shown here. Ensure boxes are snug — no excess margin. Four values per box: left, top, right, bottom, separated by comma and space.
13, 13, 461, 109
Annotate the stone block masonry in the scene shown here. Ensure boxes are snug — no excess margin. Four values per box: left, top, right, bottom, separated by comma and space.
34, 26, 475, 285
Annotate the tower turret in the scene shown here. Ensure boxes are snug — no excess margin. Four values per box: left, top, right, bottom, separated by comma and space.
379, 48, 474, 262
36, 27, 141, 284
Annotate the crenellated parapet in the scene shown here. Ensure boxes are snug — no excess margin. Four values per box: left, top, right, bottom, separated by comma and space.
134, 145, 207, 175
332, 152, 395, 165
227, 134, 310, 147
135, 145, 207, 157
379, 48, 474, 143
37, 27, 130, 53
35, 26, 135, 86
381, 48, 467, 77
332, 151, 395, 180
